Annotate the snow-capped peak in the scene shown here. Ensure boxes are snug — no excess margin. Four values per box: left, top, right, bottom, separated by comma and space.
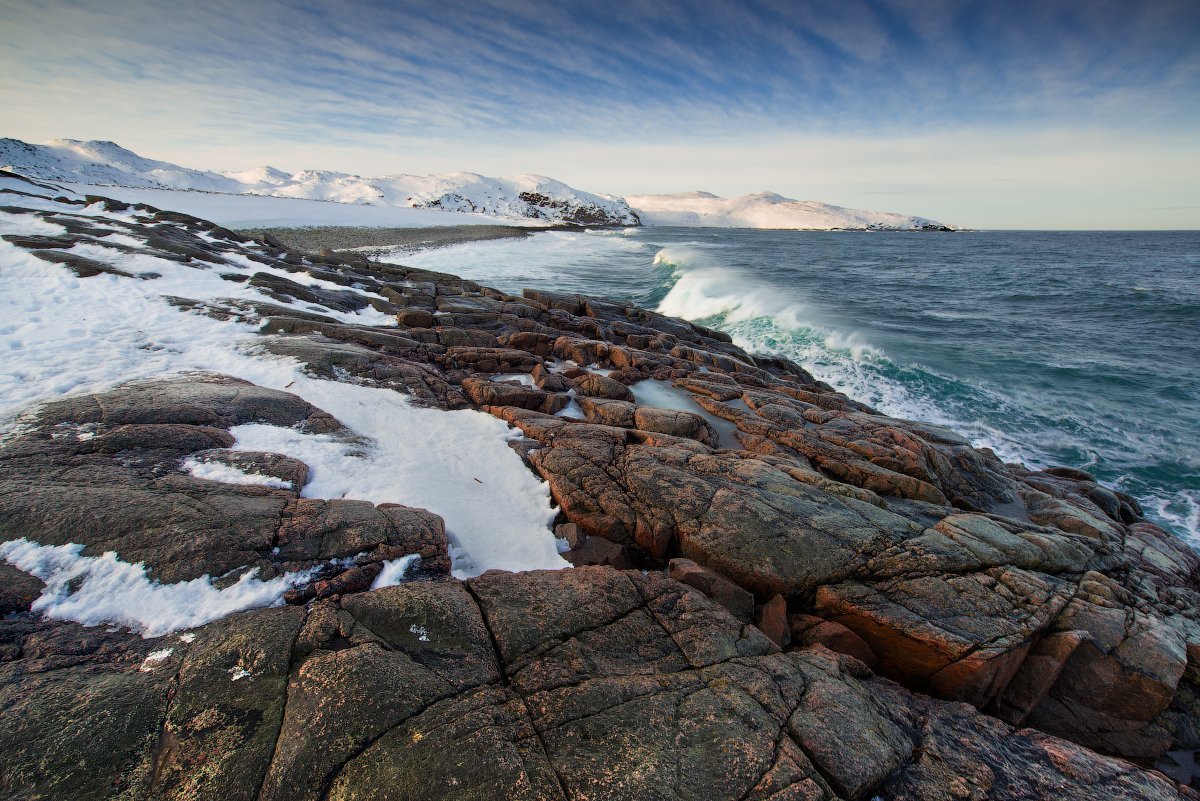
0, 137, 952, 230
220, 165, 292, 185
46, 138, 142, 161
625, 189, 952, 230
0, 138, 641, 227
12, 139, 235, 192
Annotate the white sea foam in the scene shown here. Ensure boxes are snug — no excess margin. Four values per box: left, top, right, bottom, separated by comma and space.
584, 227, 639, 237
652, 246, 1050, 463
1146, 490, 1200, 548
652, 245, 723, 273
0, 538, 316, 638
657, 266, 815, 328
654, 248, 864, 343
371, 554, 422, 589
654, 252, 907, 405
394, 230, 646, 286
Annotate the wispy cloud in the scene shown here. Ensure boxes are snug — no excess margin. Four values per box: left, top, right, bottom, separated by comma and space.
0, 0, 1197, 227
3, 0, 1197, 144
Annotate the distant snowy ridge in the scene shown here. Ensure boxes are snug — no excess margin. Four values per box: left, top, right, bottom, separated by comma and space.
0, 138, 640, 227
627, 190, 954, 230
0, 138, 954, 230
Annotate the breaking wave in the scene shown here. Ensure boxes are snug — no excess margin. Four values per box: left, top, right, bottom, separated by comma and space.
650, 243, 1199, 547
655, 247, 937, 418
364, 228, 1200, 549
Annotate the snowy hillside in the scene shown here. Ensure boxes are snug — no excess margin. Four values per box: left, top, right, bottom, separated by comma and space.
0, 138, 955, 231
0, 138, 640, 227
55, 184, 546, 229
0, 138, 235, 191
627, 190, 953, 230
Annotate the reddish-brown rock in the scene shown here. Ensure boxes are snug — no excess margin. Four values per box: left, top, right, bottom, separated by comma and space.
0, 564, 44, 615
572, 371, 634, 401
756, 593, 791, 647
667, 557, 756, 622
790, 613, 879, 668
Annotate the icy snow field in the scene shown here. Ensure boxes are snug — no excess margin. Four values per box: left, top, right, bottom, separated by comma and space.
0, 184, 567, 636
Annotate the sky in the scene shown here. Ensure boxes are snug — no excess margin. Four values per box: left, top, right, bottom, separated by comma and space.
1, 0, 1198, 228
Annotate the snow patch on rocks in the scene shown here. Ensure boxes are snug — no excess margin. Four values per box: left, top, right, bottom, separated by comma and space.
0, 181, 567, 580
0, 538, 318, 638
181, 456, 294, 489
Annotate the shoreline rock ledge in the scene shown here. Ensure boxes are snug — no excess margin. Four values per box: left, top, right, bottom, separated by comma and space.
0, 172, 1198, 799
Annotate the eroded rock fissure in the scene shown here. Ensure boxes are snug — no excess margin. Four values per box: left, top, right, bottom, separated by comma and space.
255, 611, 310, 801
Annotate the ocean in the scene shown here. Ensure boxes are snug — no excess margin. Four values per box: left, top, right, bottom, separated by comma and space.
389, 227, 1200, 547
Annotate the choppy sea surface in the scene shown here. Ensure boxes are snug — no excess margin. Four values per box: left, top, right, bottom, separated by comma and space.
389, 227, 1200, 547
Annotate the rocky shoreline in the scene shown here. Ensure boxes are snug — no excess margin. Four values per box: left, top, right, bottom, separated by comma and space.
1, 171, 1198, 799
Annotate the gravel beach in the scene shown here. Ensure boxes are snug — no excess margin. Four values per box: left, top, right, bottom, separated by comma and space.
239, 224, 538, 255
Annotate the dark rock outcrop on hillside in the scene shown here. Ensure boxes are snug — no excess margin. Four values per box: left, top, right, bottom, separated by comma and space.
515, 190, 643, 226
1, 173, 1197, 798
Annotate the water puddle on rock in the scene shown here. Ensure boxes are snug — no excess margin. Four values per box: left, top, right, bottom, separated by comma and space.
629, 379, 743, 449
490, 373, 535, 386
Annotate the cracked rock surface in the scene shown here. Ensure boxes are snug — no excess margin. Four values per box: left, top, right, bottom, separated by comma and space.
1, 568, 1192, 800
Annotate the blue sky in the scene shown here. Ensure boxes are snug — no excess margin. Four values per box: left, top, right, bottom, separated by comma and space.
2, 0, 1198, 228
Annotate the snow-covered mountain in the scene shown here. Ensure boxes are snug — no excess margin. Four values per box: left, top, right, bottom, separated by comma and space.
0, 138, 640, 227
0, 138, 954, 231
626, 190, 953, 230
0, 138, 236, 192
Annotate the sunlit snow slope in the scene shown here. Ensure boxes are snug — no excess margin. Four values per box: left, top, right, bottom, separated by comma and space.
0, 137, 640, 226
627, 190, 953, 230
1, 138, 956, 231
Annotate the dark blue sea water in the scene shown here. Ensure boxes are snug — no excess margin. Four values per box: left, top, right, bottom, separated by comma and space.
393, 228, 1200, 546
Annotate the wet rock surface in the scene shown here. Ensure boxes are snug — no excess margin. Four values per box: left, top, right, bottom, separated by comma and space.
1, 176, 1197, 798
